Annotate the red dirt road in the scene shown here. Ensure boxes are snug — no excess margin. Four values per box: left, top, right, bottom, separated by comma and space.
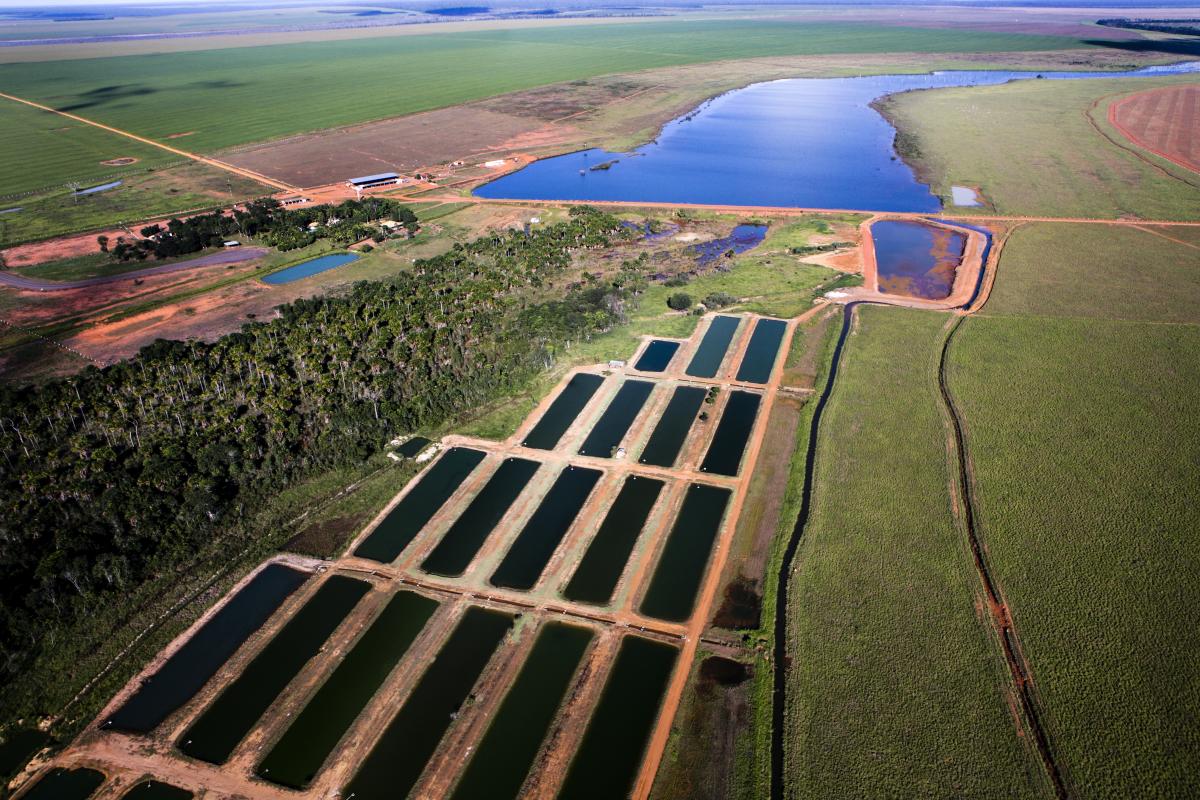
1110, 85, 1200, 175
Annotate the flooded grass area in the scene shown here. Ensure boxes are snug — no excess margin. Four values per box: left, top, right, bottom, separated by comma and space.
700, 391, 762, 476
639, 386, 706, 468
563, 475, 666, 606
689, 224, 768, 267
634, 340, 680, 373
735, 318, 787, 384
521, 373, 604, 450
119, 781, 192, 800
353, 448, 486, 563
686, 316, 740, 378
557, 635, 679, 798
256, 591, 439, 789
18, 767, 105, 800
178, 575, 371, 765
343, 607, 514, 800
105, 563, 309, 734
421, 457, 542, 577
640, 484, 732, 622
490, 466, 603, 591
449, 623, 594, 800
577, 379, 655, 458
872, 219, 965, 300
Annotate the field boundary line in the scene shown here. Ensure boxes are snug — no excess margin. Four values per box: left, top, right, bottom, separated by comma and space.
1106, 87, 1200, 179
1083, 90, 1200, 190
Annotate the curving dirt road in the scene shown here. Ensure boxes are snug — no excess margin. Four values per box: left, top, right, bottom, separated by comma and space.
0, 247, 267, 292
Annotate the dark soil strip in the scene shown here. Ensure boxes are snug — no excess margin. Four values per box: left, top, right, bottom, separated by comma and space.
421, 457, 542, 577
522, 373, 604, 450
343, 607, 514, 800
178, 576, 371, 765
563, 475, 665, 605
699, 390, 761, 476
639, 483, 732, 622
105, 563, 309, 734
735, 317, 788, 384
18, 767, 105, 800
634, 339, 681, 372
119, 781, 192, 800
256, 591, 439, 789
639, 385, 706, 468
577, 379, 655, 457
354, 448, 487, 563
686, 315, 741, 378
490, 466, 603, 591
939, 317, 1068, 799
556, 635, 679, 799
449, 623, 594, 800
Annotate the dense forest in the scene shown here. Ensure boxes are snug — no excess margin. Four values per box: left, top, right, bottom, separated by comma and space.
0, 206, 642, 709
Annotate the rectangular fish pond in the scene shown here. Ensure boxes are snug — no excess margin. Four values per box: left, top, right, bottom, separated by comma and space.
700, 390, 762, 476
261, 253, 360, 285
633, 339, 680, 373
522, 372, 603, 450
18, 767, 105, 800
120, 781, 192, 800
735, 318, 787, 384
685, 315, 741, 378
640, 483, 732, 622
871, 219, 966, 300
577, 379, 654, 458
638, 386, 706, 468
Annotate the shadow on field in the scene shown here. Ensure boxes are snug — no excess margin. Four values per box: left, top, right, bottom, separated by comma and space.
59, 84, 158, 111
1084, 38, 1200, 58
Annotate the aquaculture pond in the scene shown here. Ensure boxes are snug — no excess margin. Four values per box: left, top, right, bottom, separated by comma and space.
450, 623, 593, 800
395, 436, 432, 458
178, 575, 371, 764
261, 252, 359, 285
872, 219, 966, 300
686, 315, 740, 378
638, 386, 706, 468
491, 466, 602, 591
633, 339, 680, 373
120, 781, 192, 800
736, 318, 787, 384
564, 475, 665, 605
476, 63, 1200, 211
701, 390, 762, 476
640, 483, 732, 622
354, 447, 486, 563
257, 591, 439, 789
689, 223, 768, 266
521, 372, 603, 450
577, 379, 654, 458
421, 457, 541, 577
556, 635, 679, 798
19, 767, 105, 800
0, 727, 47, 778
344, 607, 513, 800
105, 563, 309, 733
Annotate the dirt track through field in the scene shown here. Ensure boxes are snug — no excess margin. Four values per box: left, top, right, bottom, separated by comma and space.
0, 247, 267, 291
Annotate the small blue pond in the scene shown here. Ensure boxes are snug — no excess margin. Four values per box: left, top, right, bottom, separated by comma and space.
74, 180, 122, 195
262, 253, 360, 285
690, 224, 767, 266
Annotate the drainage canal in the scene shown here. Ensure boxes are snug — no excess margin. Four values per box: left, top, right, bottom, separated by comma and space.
178, 575, 371, 764
105, 563, 309, 733
120, 781, 192, 800
563, 475, 666, 605
490, 466, 602, 591
639, 483, 732, 622
521, 373, 604, 450
256, 591, 439, 789
735, 318, 787, 384
556, 635, 679, 798
421, 458, 541, 577
638, 386, 706, 468
633, 340, 680, 373
18, 767, 105, 800
343, 607, 513, 800
700, 390, 761, 476
449, 623, 594, 800
685, 315, 740, 378
577, 380, 654, 458
354, 448, 487, 563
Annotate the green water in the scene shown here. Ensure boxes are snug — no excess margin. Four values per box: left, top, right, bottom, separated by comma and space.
563, 476, 664, 605
450, 623, 593, 799
343, 607, 513, 800
639, 484, 731, 622
639, 385, 706, 468
256, 591, 439, 789
735, 317, 787, 383
700, 390, 761, 476
577, 380, 654, 457
19, 768, 104, 800
522, 373, 604, 450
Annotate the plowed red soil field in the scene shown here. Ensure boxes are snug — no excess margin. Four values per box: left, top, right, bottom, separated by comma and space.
1109, 85, 1200, 174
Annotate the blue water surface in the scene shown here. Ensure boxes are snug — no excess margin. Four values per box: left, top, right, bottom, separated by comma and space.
476, 62, 1200, 211
262, 253, 360, 285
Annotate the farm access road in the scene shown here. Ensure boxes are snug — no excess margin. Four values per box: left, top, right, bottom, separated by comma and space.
0, 247, 267, 291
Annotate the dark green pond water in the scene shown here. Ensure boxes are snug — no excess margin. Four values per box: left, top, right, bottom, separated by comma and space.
633, 340, 680, 373
105, 563, 309, 734
0, 727, 48, 779
178, 575, 371, 764
421, 457, 541, 577
256, 591, 439, 789
700, 390, 761, 476
490, 466, 602, 591
577, 380, 654, 458
639, 386, 706, 468
395, 436, 432, 458
735, 318, 787, 384
450, 623, 593, 800
354, 448, 486, 563
120, 780, 192, 800
343, 607, 513, 800
556, 635, 679, 799
19, 767, 104, 800
563, 475, 664, 605
640, 484, 732, 622
522, 373, 604, 450
685, 315, 740, 378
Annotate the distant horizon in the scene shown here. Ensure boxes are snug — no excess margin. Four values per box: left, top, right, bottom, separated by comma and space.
3, 0, 1200, 9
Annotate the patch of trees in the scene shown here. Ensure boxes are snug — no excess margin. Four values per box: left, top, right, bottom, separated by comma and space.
1098, 17, 1200, 36
0, 206, 639, 697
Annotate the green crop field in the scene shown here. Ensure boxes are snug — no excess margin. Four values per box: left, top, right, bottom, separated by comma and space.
946, 223, 1200, 797
881, 75, 1200, 220
786, 304, 1043, 799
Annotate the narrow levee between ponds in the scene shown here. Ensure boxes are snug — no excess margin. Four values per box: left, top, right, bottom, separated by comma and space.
177, 575, 371, 765
686, 315, 740, 378
736, 318, 788, 384
638, 386, 706, 468
639, 483, 732, 622
700, 390, 761, 476
17, 767, 105, 800
633, 340, 680, 373
521, 373, 604, 450
577, 379, 654, 458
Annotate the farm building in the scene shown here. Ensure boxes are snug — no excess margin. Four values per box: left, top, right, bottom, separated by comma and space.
347, 172, 401, 190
